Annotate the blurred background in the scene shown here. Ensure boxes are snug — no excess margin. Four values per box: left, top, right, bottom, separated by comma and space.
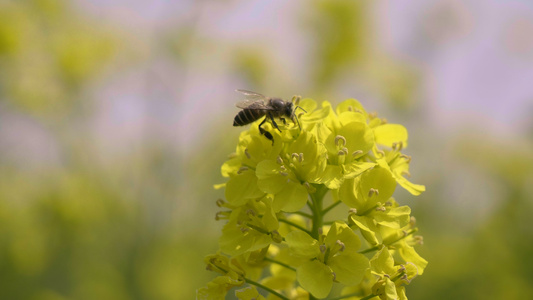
0, 0, 532, 299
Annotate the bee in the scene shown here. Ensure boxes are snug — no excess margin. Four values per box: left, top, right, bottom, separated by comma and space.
233, 89, 306, 143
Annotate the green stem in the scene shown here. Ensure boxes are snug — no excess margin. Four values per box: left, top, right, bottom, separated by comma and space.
309, 184, 327, 239
264, 257, 296, 272
291, 211, 313, 219
322, 200, 342, 215
245, 277, 289, 300
359, 228, 418, 254
278, 218, 312, 236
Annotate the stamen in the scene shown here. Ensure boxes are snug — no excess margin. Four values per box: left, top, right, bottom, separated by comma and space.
352, 150, 363, 158
291, 153, 299, 160
280, 171, 289, 176
216, 199, 226, 207
228, 152, 237, 159
299, 153, 304, 162
280, 165, 287, 171
349, 208, 357, 214
375, 206, 386, 212
401, 171, 411, 178
381, 118, 388, 124
238, 166, 249, 174
320, 244, 327, 254
246, 209, 255, 216
400, 154, 412, 163
335, 135, 347, 147
368, 188, 379, 197
384, 274, 390, 278
377, 150, 385, 157
410, 216, 416, 227
336, 240, 345, 252
393, 141, 404, 151
347, 106, 353, 112
244, 148, 251, 159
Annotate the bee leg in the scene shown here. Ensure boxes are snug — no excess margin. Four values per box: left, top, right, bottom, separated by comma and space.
258, 117, 274, 144
279, 118, 287, 125
268, 113, 282, 133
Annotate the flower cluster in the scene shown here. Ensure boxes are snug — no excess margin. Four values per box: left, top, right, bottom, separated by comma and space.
198, 97, 427, 300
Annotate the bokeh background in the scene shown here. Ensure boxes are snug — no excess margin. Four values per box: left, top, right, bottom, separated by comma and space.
1, 0, 532, 299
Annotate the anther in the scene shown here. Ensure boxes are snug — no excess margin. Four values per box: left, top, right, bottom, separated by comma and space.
401, 171, 411, 178
280, 171, 289, 176
384, 201, 392, 206
398, 265, 406, 272
377, 150, 385, 157
401, 274, 410, 283
414, 235, 424, 245
410, 216, 416, 227
349, 208, 357, 214
369, 112, 378, 119
352, 150, 363, 158
384, 274, 390, 278
335, 135, 347, 147
393, 141, 404, 151
368, 188, 379, 197
240, 227, 250, 233
336, 240, 345, 252
381, 118, 388, 124
244, 148, 251, 159
342, 147, 348, 155
332, 271, 337, 281
376, 206, 386, 212
400, 154, 412, 163
299, 153, 304, 162
228, 152, 237, 159
320, 244, 327, 254
246, 209, 255, 216
280, 165, 287, 171
216, 199, 226, 207
291, 153, 299, 160
276, 156, 283, 165
347, 106, 353, 112
238, 166, 249, 174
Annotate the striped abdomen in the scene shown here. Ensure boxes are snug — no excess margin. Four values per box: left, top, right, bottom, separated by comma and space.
233, 109, 266, 126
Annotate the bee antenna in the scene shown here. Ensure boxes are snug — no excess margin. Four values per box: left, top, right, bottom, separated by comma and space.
295, 106, 307, 113
293, 105, 306, 131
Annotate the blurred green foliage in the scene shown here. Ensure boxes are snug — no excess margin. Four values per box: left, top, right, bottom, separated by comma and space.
0, 0, 117, 117
0, 0, 532, 299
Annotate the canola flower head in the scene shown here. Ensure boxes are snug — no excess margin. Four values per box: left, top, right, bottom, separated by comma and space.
199, 97, 427, 300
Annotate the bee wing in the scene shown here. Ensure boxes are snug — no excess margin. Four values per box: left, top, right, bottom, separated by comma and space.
235, 89, 273, 110
235, 89, 269, 101
235, 99, 272, 110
